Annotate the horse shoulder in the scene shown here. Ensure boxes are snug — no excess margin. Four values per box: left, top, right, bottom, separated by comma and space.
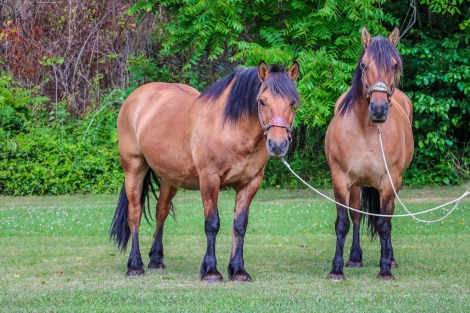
324, 92, 347, 159
392, 89, 413, 124
325, 113, 348, 167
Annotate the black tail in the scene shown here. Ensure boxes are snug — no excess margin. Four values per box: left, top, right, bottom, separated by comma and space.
361, 186, 381, 239
142, 170, 176, 222
110, 183, 130, 251
109, 170, 175, 251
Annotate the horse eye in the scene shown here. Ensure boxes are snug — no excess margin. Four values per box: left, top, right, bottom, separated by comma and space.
259, 99, 266, 106
290, 101, 296, 107
392, 63, 398, 70
360, 62, 366, 70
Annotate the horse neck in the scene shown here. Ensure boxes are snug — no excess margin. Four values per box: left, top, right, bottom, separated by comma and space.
208, 99, 266, 148
239, 114, 266, 143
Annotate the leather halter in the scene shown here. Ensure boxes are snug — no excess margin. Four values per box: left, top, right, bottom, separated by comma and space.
257, 100, 295, 140
361, 71, 395, 101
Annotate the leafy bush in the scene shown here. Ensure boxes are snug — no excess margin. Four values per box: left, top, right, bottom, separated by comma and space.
0, 81, 123, 195
401, 33, 470, 185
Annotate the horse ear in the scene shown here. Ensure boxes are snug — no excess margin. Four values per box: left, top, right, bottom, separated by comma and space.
258, 61, 270, 82
288, 61, 300, 81
361, 26, 371, 48
389, 27, 400, 47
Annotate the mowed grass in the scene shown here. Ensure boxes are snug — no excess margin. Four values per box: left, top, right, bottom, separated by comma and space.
1, 185, 470, 312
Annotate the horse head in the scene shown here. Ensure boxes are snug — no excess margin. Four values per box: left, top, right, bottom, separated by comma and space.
360, 27, 402, 123
257, 61, 300, 157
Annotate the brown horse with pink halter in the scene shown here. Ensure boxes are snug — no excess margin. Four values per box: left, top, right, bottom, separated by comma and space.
110, 61, 300, 282
325, 27, 414, 280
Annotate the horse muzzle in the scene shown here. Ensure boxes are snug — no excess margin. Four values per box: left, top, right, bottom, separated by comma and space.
266, 137, 290, 158
369, 100, 390, 123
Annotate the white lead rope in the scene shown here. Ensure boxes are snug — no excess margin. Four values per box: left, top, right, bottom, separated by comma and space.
281, 126, 470, 221
376, 124, 469, 222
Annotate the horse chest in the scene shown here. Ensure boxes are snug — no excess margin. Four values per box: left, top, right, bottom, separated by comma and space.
343, 130, 405, 187
349, 157, 384, 185
328, 130, 383, 183
220, 151, 268, 187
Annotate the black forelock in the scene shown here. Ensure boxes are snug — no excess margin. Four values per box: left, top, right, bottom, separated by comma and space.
367, 36, 403, 81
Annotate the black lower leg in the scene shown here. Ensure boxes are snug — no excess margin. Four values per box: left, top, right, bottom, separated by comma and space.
126, 231, 144, 276
148, 226, 165, 269
377, 217, 393, 277
330, 209, 350, 275
228, 208, 250, 280
348, 220, 363, 266
200, 210, 221, 280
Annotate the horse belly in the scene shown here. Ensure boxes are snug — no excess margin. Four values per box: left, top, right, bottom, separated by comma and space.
140, 137, 200, 190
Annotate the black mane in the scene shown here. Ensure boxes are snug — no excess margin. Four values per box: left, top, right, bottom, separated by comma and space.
337, 35, 403, 116
199, 65, 300, 124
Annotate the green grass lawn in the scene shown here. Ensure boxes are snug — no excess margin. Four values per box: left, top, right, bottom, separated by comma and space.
1, 185, 470, 312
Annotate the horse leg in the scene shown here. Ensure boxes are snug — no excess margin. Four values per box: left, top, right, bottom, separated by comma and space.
390, 237, 398, 268
228, 171, 263, 282
327, 182, 350, 280
122, 157, 148, 276
148, 182, 178, 270
346, 186, 363, 268
199, 175, 223, 283
376, 192, 396, 280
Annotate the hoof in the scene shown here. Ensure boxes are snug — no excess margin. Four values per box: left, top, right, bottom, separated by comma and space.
230, 273, 252, 282
377, 273, 395, 280
202, 272, 223, 284
148, 262, 165, 270
391, 260, 398, 268
326, 272, 345, 281
126, 267, 145, 276
346, 260, 363, 268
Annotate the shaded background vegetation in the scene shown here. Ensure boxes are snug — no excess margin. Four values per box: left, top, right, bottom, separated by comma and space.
0, 0, 469, 195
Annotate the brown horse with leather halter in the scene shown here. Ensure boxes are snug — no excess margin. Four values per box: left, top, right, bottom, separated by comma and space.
324, 27, 414, 280
110, 61, 300, 282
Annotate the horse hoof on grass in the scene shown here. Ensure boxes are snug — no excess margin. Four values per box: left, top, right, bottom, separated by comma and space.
230, 273, 252, 282
326, 272, 345, 281
126, 267, 145, 276
148, 262, 165, 270
346, 261, 363, 268
202, 273, 223, 284
376, 274, 395, 280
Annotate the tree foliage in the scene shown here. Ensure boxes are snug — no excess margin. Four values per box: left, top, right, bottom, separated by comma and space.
129, 0, 469, 187
0, 0, 469, 194
389, 0, 470, 185
132, 0, 396, 127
